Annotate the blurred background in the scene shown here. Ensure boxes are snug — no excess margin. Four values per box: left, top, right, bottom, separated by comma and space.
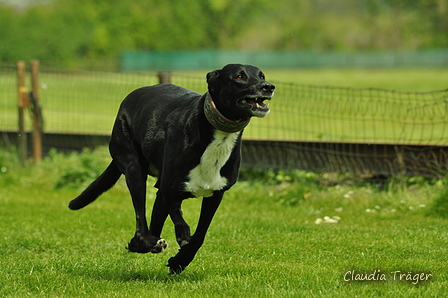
1, 0, 447, 70
1, 0, 447, 177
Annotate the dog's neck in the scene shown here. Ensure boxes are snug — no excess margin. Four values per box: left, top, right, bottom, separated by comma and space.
204, 93, 250, 133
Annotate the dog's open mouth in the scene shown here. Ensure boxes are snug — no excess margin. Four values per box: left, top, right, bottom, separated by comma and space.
238, 96, 271, 117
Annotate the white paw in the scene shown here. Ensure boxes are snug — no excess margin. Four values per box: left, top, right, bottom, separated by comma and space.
151, 238, 168, 253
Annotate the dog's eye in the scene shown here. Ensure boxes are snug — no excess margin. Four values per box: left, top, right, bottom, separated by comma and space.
235, 72, 247, 81
259, 72, 265, 80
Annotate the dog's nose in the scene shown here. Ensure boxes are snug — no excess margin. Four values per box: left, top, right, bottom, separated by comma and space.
261, 82, 275, 93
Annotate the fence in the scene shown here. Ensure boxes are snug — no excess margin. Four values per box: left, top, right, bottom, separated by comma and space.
1, 64, 447, 177
121, 49, 448, 71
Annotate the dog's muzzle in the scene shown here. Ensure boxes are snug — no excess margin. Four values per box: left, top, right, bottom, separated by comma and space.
238, 95, 272, 118
237, 82, 275, 118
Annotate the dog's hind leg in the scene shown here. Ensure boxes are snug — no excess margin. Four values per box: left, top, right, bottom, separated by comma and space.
167, 191, 223, 274
144, 190, 172, 252
125, 160, 167, 254
170, 202, 191, 248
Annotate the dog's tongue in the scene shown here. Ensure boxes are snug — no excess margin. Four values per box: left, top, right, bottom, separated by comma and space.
257, 101, 268, 109
242, 98, 269, 110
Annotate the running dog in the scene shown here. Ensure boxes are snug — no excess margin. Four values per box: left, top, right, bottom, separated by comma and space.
69, 64, 275, 274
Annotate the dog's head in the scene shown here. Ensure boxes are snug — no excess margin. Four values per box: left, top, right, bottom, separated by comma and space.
206, 64, 275, 121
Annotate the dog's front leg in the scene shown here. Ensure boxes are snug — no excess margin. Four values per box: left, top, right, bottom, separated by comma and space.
170, 202, 191, 248
167, 191, 224, 274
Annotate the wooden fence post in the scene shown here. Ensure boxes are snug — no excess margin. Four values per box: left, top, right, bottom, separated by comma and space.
30, 60, 42, 164
17, 61, 28, 164
158, 71, 171, 84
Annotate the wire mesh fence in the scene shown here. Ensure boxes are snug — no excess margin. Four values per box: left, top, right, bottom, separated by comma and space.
1, 65, 447, 176
266, 83, 448, 145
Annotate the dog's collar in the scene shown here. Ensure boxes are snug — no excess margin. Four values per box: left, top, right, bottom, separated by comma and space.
204, 93, 250, 133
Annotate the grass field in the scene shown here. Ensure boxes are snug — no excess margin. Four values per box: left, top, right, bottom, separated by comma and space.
1, 147, 447, 297
1, 67, 447, 144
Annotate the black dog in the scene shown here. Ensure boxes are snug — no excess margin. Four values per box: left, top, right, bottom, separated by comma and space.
69, 64, 275, 274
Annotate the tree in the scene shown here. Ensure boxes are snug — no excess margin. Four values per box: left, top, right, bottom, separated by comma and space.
1, 0, 446, 68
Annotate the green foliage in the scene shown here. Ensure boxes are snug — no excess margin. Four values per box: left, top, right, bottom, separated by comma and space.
0, 145, 111, 190
0, 0, 447, 68
427, 179, 448, 218
0, 145, 20, 186
239, 168, 321, 206
1, 145, 447, 217
50, 148, 110, 189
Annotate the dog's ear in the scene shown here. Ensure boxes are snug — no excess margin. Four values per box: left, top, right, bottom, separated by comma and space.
206, 69, 221, 94
206, 69, 220, 84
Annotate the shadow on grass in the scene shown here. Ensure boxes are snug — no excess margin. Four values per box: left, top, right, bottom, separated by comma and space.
79, 266, 206, 283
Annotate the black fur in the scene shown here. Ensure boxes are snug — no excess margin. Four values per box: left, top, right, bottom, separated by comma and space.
69, 64, 275, 274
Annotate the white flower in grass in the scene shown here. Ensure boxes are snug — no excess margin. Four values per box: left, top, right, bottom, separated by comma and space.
324, 216, 339, 223
343, 190, 354, 198
315, 216, 340, 224
365, 208, 376, 213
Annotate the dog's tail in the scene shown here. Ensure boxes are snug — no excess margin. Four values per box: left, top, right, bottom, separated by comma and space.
68, 161, 122, 210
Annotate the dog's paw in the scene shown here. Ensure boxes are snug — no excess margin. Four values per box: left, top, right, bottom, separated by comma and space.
126, 236, 149, 253
151, 238, 168, 253
166, 257, 185, 275
126, 235, 167, 254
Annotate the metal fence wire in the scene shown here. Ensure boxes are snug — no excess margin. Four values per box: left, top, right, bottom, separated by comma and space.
268, 83, 448, 145
1, 66, 447, 177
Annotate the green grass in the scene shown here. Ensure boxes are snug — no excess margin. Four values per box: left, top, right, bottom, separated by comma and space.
1, 68, 448, 144
1, 146, 447, 297
0, 70, 160, 134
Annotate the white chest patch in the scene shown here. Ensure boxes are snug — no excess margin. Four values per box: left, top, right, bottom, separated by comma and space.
184, 130, 241, 198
